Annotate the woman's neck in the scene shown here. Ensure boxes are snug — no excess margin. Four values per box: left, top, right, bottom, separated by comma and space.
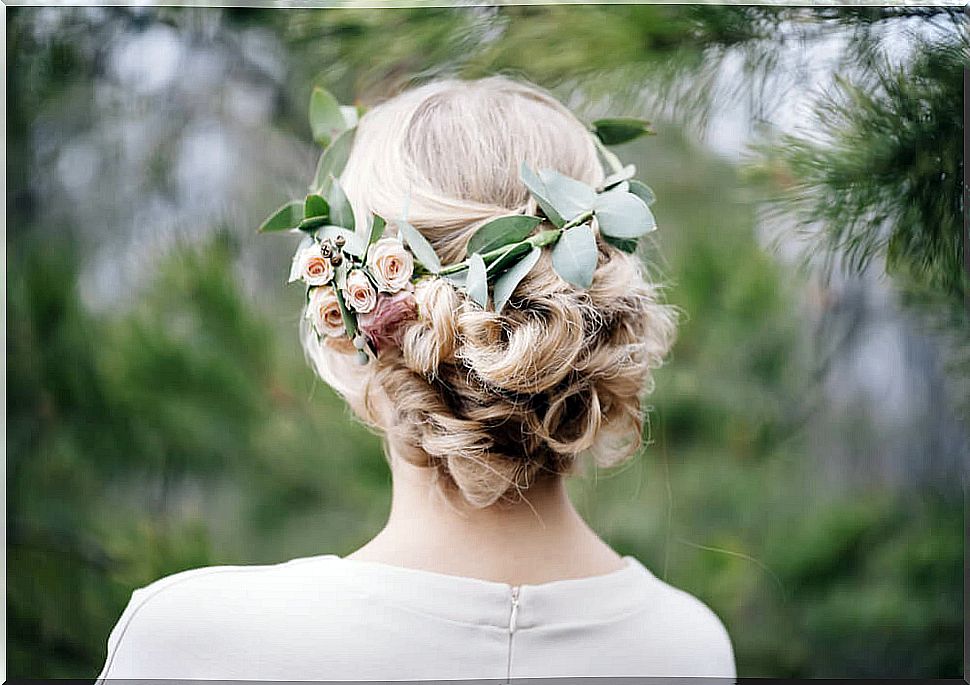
345, 452, 626, 585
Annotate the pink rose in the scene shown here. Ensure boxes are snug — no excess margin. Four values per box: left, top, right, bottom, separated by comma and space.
357, 290, 418, 354
306, 285, 346, 338
342, 269, 377, 313
289, 243, 334, 286
367, 237, 414, 293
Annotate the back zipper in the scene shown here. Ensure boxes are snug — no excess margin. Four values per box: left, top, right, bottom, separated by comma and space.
508, 586, 520, 633
506, 586, 520, 682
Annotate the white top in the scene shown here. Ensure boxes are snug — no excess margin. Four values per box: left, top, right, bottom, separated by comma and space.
98, 554, 736, 681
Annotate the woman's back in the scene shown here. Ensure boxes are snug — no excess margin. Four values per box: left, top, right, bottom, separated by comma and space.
98, 555, 735, 680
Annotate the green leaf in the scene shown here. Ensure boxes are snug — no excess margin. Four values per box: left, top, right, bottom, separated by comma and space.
467, 253, 488, 308
367, 214, 386, 246
466, 215, 542, 256
312, 127, 356, 194
551, 223, 597, 289
298, 216, 328, 232
520, 162, 564, 227
304, 194, 329, 219
522, 165, 596, 228
258, 200, 303, 233
398, 221, 442, 274
317, 225, 365, 258
603, 235, 640, 253
628, 179, 657, 206
325, 176, 355, 231
309, 86, 345, 147
486, 242, 532, 276
600, 164, 636, 191
594, 190, 656, 239
592, 117, 654, 145
493, 247, 541, 313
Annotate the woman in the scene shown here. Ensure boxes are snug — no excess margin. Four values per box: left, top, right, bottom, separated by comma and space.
98, 77, 736, 681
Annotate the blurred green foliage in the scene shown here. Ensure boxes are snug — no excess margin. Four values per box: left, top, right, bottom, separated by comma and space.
6, 5, 964, 679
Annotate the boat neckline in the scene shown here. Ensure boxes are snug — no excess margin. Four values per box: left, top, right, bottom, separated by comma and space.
307, 553, 652, 591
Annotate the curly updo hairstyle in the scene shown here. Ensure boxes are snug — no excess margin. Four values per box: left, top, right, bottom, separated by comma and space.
302, 77, 677, 508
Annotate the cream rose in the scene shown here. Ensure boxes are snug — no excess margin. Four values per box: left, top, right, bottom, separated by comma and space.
367, 237, 414, 293
342, 269, 377, 313
289, 242, 334, 286
305, 285, 346, 338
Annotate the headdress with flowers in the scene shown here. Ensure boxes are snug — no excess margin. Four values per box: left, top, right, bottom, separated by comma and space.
259, 86, 659, 365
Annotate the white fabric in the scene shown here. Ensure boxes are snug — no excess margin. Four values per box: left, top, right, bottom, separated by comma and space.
97, 554, 736, 681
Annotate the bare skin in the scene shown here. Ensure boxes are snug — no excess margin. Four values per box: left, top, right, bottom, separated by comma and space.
346, 446, 627, 586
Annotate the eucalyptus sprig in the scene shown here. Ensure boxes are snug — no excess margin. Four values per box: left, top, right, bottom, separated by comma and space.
258, 86, 661, 360
427, 162, 657, 312
258, 85, 363, 237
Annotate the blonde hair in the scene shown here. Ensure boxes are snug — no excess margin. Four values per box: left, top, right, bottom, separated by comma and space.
302, 76, 677, 507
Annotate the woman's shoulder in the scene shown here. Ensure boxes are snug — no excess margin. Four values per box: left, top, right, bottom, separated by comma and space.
98, 554, 353, 679
618, 559, 736, 677
116, 554, 348, 613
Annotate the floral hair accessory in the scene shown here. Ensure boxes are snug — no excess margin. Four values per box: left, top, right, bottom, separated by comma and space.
258, 87, 659, 365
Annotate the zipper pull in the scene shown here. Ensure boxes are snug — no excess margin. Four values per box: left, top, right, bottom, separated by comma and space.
509, 587, 520, 634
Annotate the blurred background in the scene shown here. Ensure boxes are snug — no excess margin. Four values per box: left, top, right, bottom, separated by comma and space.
6, 4, 968, 678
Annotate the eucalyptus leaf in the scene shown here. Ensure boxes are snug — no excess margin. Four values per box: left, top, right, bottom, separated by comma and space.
312, 127, 356, 194
317, 225, 365, 257
467, 253, 488, 308
304, 194, 329, 219
551, 223, 597, 289
466, 215, 542, 256
603, 235, 640, 254
326, 175, 355, 231
368, 214, 386, 246
398, 221, 442, 274
593, 190, 656, 239
628, 179, 657, 206
592, 117, 654, 145
309, 86, 345, 147
486, 242, 532, 276
537, 168, 596, 224
520, 163, 564, 227
600, 164, 636, 191
493, 247, 541, 313
258, 200, 303, 233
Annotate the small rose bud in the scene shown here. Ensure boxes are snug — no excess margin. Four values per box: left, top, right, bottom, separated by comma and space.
320, 245, 332, 258
356, 350, 369, 365
334, 235, 346, 248
331, 253, 343, 267
353, 334, 368, 350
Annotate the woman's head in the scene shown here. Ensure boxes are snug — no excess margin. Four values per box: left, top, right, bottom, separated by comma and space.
302, 76, 677, 507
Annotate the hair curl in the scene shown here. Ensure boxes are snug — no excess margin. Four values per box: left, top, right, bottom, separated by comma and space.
301, 76, 677, 507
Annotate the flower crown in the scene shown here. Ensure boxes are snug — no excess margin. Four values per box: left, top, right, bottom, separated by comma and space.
258, 86, 659, 365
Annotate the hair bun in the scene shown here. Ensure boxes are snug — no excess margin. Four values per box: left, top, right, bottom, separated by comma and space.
302, 76, 678, 507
